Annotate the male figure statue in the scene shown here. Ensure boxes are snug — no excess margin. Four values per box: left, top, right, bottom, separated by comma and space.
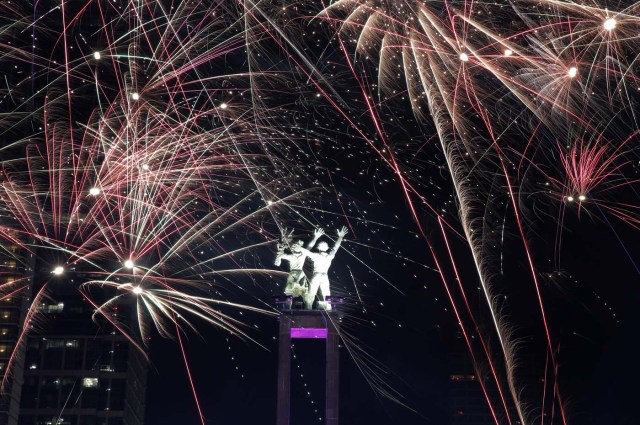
274, 228, 324, 305
301, 226, 348, 310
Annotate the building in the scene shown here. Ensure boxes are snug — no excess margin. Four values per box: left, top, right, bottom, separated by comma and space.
0, 233, 36, 425
16, 265, 148, 425
0, 238, 147, 425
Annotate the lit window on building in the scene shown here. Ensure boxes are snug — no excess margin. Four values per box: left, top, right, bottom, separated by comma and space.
0, 344, 11, 354
65, 339, 79, 348
82, 377, 99, 388
2, 260, 16, 269
45, 339, 66, 349
44, 418, 70, 425
0, 311, 11, 320
0, 328, 9, 336
450, 374, 477, 381
40, 302, 64, 313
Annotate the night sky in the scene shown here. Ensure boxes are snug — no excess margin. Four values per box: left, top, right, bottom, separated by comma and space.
1, 1, 640, 425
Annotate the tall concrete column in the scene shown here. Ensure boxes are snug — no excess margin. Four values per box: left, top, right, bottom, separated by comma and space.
276, 315, 292, 425
325, 318, 340, 425
276, 310, 340, 425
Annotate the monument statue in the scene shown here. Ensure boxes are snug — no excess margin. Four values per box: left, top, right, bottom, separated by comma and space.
300, 226, 348, 310
274, 228, 324, 305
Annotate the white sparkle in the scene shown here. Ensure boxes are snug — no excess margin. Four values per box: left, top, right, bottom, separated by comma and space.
603, 18, 616, 31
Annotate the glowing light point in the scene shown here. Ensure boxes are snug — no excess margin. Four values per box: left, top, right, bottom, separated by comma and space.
142, 164, 150, 170
219, 102, 228, 109
89, 187, 101, 196
578, 194, 586, 201
132, 286, 143, 295
124, 259, 135, 269
267, 200, 273, 205
93, 52, 101, 60
52, 266, 64, 275
504, 49, 513, 57
131, 92, 140, 101
567, 196, 575, 202
459, 53, 469, 62
603, 18, 616, 31
567, 67, 578, 78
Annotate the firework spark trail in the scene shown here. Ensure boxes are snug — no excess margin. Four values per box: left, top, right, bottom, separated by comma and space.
0, 283, 48, 392
473, 98, 569, 425
2, 0, 640, 421
0, 1, 323, 379
328, 16, 534, 419
176, 319, 206, 425
438, 217, 514, 425
242, 1, 467, 244
308, 0, 640, 420
250, 2, 540, 419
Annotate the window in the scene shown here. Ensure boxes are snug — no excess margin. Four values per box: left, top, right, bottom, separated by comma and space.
45, 339, 65, 349
82, 377, 98, 388
40, 303, 64, 313
65, 339, 79, 348
2, 260, 16, 269
0, 344, 12, 355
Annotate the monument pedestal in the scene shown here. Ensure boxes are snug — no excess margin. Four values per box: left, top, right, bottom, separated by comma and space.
276, 309, 341, 425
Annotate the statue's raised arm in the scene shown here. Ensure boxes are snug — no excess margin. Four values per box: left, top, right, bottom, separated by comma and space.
273, 229, 292, 266
307, 227, 324, 249
328, 226, 348, 257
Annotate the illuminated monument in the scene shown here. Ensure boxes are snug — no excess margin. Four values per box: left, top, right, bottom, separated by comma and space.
274, 227, 347, 425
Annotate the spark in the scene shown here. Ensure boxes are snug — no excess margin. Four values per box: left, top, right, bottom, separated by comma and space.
603, 18, 616, 31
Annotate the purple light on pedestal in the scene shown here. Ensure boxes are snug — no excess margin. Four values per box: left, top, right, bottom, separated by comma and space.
291, 328, 328, 339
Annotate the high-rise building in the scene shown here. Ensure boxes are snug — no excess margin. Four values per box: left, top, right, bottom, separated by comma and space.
0, 240, 147, 425
447, 331, 498, 425
16, 265, 148, 425
0, 233, 36, 425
